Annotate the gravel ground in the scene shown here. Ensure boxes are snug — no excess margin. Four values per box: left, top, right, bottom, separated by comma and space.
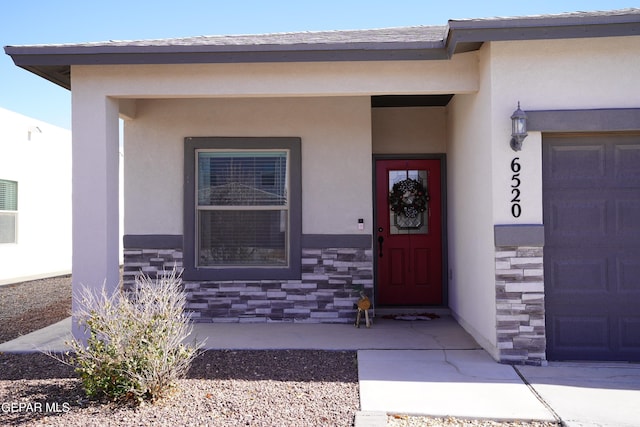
0, 276, 560, 427
1, 277, 359, 426
0, 350, 359, 427
0, 276, 72, 344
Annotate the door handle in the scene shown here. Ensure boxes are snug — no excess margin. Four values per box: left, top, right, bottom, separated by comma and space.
377, 235, 384, 258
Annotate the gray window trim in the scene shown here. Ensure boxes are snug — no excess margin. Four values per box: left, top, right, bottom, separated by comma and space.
301, 234, 371, 249
123, 234, 183, 249
183, 137, 302, 281
123, 234, 372, 250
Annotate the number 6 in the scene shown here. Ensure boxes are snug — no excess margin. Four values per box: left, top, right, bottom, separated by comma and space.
511, 157, 521, 173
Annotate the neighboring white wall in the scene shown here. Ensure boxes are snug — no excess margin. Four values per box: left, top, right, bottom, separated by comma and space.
372, 107, 447, 153
124, 97, 373, 236
0, 108, 72, 285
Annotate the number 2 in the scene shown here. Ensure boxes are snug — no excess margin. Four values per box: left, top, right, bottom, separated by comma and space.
511, 188, 521, 203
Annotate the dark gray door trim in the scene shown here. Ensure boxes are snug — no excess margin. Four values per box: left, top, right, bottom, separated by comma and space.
371, 153, 448, 306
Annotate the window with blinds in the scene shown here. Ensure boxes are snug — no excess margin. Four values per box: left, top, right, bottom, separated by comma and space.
196, 151, 289, 267
0, 179, 18, 244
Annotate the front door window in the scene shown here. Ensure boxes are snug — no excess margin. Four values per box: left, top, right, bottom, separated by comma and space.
388, 170, 428, 235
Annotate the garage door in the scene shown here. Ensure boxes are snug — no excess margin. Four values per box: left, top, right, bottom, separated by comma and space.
544, 134, 640, 361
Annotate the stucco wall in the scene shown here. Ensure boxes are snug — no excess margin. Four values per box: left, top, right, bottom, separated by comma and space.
446, 36, 640, 360
0, 108, 72, 284
372, 107, 447, 153
489, 35, 640, 226
124, 96, 373, 236
446, 44, 498, 356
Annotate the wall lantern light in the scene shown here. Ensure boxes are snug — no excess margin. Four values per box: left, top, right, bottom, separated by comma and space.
510, 102, 528, 151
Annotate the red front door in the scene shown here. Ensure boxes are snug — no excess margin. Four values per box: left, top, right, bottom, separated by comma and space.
375, 159, 443, 305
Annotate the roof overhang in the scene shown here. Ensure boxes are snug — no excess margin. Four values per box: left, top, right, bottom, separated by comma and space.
446, 9, 640, 55
5, 41, 448, 90
4, 8, 639, 91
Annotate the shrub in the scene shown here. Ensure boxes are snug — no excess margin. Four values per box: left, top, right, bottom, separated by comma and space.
65, 268, 203, 404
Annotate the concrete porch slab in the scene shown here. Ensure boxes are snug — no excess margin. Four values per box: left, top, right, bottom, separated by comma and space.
191, 316, 481, 350
0, 315, 480, 353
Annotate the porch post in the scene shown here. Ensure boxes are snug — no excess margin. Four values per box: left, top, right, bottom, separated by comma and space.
71, 94, 120, 339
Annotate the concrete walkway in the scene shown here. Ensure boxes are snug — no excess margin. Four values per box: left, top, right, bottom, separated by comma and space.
517, 362, 640, 427
358, 349, 556, 422
1, 316, 640, 426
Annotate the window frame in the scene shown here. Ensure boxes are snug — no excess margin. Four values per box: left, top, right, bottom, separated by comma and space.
0, 179, 18, 244
196, 148, 290, 268
183, 137, 301, 281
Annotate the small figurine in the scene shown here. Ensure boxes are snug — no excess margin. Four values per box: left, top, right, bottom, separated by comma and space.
355, 292, 371, 328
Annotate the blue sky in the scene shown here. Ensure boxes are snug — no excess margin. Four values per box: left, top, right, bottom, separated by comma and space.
1, 0, 637, 129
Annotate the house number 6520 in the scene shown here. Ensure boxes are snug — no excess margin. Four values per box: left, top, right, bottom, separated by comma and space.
510, 157, 522, 218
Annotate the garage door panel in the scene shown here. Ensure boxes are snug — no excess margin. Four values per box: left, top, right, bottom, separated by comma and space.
618, 253, 640, 292
546, 195, 640, 243
551, 315, 609, 349
620, 317, 640, 351
546, 252, 608, 293
547, 250, 640, 295
614, 144, 640, 185
544, 134, 640, 361
546, 144, 606, 186
616, 199, 640, 235
546, 198, 607, 240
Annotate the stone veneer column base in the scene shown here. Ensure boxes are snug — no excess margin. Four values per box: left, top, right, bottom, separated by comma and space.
123, 247, 373, 324
495, 246, 546, 365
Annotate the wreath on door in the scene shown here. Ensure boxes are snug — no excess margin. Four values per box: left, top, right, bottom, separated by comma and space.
388, 178, 429, 218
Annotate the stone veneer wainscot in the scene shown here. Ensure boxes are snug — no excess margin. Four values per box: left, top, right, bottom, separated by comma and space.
495, 246, 546, 365
493, 225, 546, 365
123, 246, 373, 323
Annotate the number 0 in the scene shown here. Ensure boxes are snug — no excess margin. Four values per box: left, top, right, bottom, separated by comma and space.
511, 204, 521, 218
